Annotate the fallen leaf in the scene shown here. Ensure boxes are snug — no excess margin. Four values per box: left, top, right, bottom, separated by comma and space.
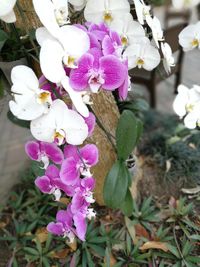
35, 227, 48, 243
66, 238, 77, 251
181, 186, 200, 195
59, 198, 70, 205
50, 248, 70, 259
104, 253, 117, 266
135, 224, 150, 240
0, 221, 7, 229
140, 241, 169, 252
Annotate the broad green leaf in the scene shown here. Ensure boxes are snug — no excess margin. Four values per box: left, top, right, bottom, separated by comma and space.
103, 161, 128, 208
7, 111, 30, 129
121, 189, 133, 217
0, 29, 8, 51
116, 110, 138, 161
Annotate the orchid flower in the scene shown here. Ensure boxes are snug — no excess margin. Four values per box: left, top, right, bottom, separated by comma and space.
35, 165, 67, 201
0, 0, 17, 23
173, 84, 200, 129
30, 99, 88, 146
60, 144, 99, 185
69, 48, 126, 93
172, 0, 200, 10
47, 206, 75, 242
161, 42, 175, 74
25, 140, 64, 169
147, 16, 163, 48
84, 0, 130, 24
102, 31, 123, 57
124, 38, 160, 71
110, 13, 146, 47
133, 0, 151, 25
9, 66, 52, 121
179, 22, 200, 52
69, 0, 87, 10
71, 177, 96, 213
34, 0, 91, 117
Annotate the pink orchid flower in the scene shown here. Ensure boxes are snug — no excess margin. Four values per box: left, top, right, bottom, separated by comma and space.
35, 165, 66, 201
102, 30, 123, 57
71, 177, 96, 213
69, 48, 126, 93
60, 144, 99, 186
25, 140, 64, 169
47, 205, 75, 243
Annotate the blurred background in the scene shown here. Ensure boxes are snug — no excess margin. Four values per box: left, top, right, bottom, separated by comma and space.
0, 0, 200, 206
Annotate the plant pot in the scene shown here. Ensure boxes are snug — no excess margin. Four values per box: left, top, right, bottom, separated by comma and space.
0, 58, 28, 85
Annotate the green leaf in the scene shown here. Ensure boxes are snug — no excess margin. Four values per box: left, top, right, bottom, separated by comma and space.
121, 189, 133, 216
116, 110, 138, 161
23, 247, 39, 256
103, 161, 129, 208
7, 111, 30, 128
0, 29, 8, 51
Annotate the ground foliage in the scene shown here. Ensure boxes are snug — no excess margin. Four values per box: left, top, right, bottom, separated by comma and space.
138, 110, 200, 185
0, 160, 200, 266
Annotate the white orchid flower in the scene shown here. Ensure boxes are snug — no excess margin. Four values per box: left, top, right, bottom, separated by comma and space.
110, 13, 145, 47
173, 84, 200, 129
147, 16, 163, 48
9, 66, 52, 121
37, 27, 90, 117
172, 0, 200, 10
69, 0, 87, 10
0, 0, 17, 23
161, 42, 175, 74
124, 37, 160, 71
33, 0, 69, 33
31, 99, 88, 146
84, 0, 130, 24
179, 22, 200, 52
133, 0, 151, 25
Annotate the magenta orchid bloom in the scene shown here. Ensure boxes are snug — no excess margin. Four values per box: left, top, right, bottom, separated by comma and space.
25, 141, 64, 169
70, 48, 126, 93
84, 112, 96, 137
47, 205, 75, 242
60, 144, 99, 186
35, 165, 66, 201
118, 60, 130, 100
71, 177, 95, 213
102, 30, 123, 57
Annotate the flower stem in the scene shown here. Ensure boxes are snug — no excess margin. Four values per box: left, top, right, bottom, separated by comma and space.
88, 105, 117, 153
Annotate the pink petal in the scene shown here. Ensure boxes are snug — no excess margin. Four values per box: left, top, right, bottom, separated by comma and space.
100, 55, 126, 90
102, 35, 115, 56
25, 141, 40, 161
64, 145, 79, 160
47, 222, 64, 236
73, 212, 87, 241
56, 209, 73, 226
69, 53, 94, 91
84, 112, 96, 137
41, 142, 64, 164
81, 177, 95, 191
80, 144, 99, 166
45, 165, 60, 179
60, 158, 80, 186
35, 176, 52, 193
